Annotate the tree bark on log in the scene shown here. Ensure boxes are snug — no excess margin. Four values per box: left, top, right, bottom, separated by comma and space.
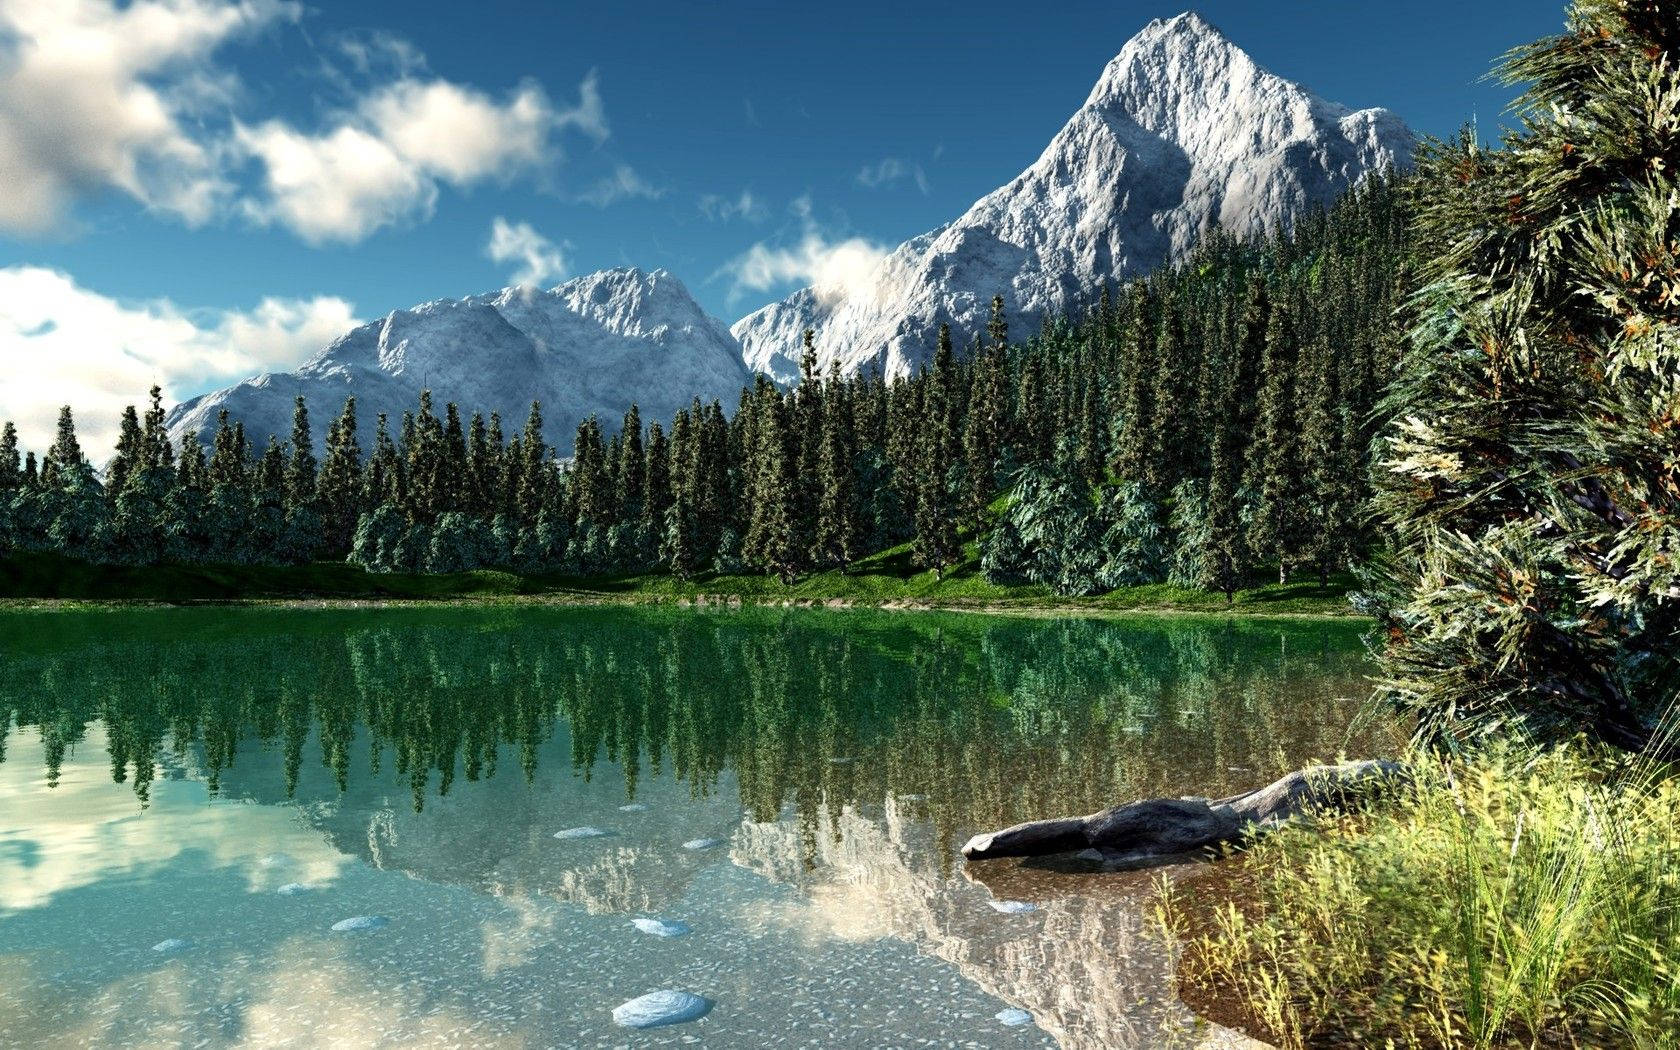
961, 760, 1408, 864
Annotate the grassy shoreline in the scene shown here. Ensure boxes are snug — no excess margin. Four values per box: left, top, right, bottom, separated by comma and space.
0, 549, 1365, 617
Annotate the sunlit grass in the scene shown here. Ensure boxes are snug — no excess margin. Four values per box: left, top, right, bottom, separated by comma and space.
1155, 739, 1680, 1048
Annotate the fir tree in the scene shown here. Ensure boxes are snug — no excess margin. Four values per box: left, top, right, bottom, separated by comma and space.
0, 422, 19, 491
106, 405, 144, 501
815, 363, 862, 570
285, 396, 317, 513
319, 397, 363, 555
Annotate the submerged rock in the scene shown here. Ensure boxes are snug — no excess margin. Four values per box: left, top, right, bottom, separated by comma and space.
988, 900, 1038, 914
151, 938, 193, 953
630, 917, 692, 938
618, 803, 650, 813
682, 837, 724, 851
611, 989, 714, 1029
552, 826, 610, 840
331, 915, 390, 933
996, 1008, 1034, 1027
275, 883, 313, 895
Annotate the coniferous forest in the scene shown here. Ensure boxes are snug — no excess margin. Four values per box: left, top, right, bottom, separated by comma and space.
0, 177, 1405, 600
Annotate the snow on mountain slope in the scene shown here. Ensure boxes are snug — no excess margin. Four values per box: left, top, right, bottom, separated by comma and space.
732, 12, 1414, 382
167, 268, 750, 455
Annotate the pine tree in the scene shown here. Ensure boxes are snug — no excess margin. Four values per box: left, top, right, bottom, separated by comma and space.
441, 403, 468, 514
642, 420, 671, 537
1248, 296, 1308, 583
285, 396, 317, 513
515, 402, 548, 525
41, 407, 86, 487
0, 422, 19, 491
815, 363, 861, 570
617, 405, 644, 522
913, 327, 961, 576
365, 413, 400, 510
1112, 283, 1155, 483
743, 385, 800, 583
319, 397, 363, 554
1373, 0, 1680, 756
208, 410, 246, 490
106, 405, 144, 501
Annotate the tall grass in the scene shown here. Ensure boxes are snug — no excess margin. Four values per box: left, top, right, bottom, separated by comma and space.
1156, 734, 1680, 1048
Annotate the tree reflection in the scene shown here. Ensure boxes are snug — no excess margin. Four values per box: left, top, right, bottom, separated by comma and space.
0, 607, 1393, 834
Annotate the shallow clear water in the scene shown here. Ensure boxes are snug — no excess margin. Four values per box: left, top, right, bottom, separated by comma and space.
0, 605, 1393, 1048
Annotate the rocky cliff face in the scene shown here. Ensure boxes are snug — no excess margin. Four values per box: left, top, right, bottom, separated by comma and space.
732, 11, 1413, 382
167, 267, 749, 454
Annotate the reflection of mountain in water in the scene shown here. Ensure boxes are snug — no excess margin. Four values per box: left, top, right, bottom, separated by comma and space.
0, 605, 1372, 1045
732, 800, 1265, 1049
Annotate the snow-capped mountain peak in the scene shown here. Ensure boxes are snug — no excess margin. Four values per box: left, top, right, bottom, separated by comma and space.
732, 12, 1413, 382
167, 266, 748, 454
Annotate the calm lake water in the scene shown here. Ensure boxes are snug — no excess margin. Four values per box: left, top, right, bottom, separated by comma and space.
0, 605, 1394, 1048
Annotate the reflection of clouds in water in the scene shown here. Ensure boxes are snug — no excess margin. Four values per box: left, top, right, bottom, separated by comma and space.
733, 800, 1262, 1050
0, 726, 345, 911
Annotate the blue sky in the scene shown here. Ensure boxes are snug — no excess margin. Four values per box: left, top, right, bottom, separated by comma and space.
0, 0, 1562, 450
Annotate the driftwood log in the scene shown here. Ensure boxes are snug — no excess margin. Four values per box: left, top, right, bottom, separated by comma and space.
962, 760, 1408, 864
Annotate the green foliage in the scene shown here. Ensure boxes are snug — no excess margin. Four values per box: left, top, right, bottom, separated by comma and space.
1160, 743, 1680, 1048
1372, 0, 1680, 756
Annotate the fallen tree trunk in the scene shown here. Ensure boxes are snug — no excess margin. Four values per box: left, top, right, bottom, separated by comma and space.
961, 760, 1408, 864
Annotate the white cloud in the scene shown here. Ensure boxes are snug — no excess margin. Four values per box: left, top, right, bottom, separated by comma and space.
0, 3, 619, 244
718, 198, 889, 306
0, 0, 299, 233
856, 157, 929, 194
485, 218, 567, 287
239, 72, 604, 244
0, 266, 357, 453
575, 163, 662, 207
699, 189, 768, 223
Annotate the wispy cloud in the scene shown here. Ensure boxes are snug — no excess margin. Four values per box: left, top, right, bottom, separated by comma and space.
699, 189, 768, 223
0, 265, 357, 452
485, 217, 568, 287
855, 157, 929, 194
574, 163, 663, 207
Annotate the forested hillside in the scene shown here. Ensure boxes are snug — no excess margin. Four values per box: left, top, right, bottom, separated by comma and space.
0, 176, 1406, 599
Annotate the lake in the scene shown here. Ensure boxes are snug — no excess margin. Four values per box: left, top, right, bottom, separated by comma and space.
0, 605, 1394, 1048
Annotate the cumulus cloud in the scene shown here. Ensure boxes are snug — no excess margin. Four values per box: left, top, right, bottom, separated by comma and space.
717, 197, 889, 306
574, 163, 663, 207
699, 189, 768, 223
239, 72, 605, 243
855, 157, 929, 194
485, 218, 567, 287
0, 2, 621, 244
0, 0, 299, 233
0, 266, 357, 453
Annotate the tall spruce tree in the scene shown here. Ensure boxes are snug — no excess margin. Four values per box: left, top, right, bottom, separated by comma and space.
318, 397, 363, 554
0, 422, 19, 491
285, 396, 317, 513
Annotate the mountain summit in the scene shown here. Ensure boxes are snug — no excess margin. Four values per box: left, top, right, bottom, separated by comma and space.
168, 267, 749, 454
733, 12, 1414, 382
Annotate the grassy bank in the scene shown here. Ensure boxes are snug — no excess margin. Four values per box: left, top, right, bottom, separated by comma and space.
1155, 744, 1680, 1048
0, 545, 1362, 615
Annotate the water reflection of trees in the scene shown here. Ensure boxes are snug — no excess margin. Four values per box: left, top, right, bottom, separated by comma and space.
0, 608, 1391, 836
